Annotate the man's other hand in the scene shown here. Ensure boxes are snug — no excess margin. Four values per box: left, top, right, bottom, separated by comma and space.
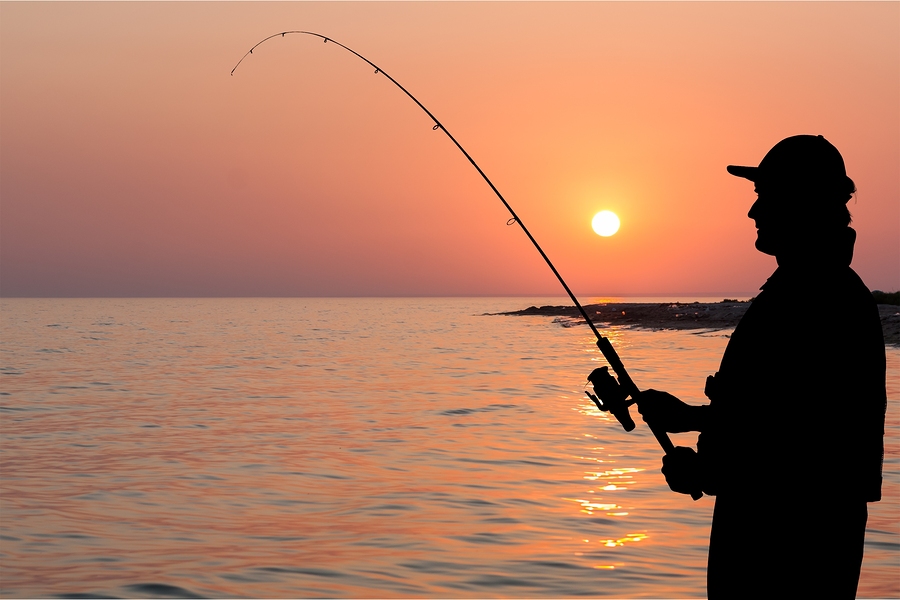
662, 446, 703, 497
636, 389, 704, 433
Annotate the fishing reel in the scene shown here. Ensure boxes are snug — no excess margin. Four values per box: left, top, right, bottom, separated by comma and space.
586, 366, 636, 432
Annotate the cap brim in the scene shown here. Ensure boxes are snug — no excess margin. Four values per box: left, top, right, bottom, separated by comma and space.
726, 165, 757, 181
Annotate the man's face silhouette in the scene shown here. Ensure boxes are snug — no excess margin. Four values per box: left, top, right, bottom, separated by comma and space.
747, 190, 799, 257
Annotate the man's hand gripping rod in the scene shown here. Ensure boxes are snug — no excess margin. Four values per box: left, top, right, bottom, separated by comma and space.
232, 31, 678, 462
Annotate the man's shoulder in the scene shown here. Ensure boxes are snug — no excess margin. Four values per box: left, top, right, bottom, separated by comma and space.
843, 267, 877, 299
834, 267, 881, 320
765, 265, 875, 303
734, 265, 880, 346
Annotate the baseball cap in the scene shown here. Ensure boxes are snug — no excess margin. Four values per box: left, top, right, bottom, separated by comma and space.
727, 135, 854, 202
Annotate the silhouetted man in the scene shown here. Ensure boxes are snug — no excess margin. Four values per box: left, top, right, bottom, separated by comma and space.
618, 136, 885, 598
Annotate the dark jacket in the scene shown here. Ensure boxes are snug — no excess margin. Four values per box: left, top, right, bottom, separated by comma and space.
699, 261, 885, 502
697, 230, 885, 598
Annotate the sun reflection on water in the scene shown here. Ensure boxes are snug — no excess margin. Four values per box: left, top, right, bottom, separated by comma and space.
603, 533, 648, 547
583, 467, 642, 481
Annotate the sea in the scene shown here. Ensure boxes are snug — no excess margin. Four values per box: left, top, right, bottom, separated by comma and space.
1, 298, 897, 598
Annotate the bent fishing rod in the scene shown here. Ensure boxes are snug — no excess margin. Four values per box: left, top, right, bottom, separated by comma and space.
232, 31, 677, 457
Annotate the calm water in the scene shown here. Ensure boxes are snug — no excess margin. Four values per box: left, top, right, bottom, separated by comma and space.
1, 298, 897, 598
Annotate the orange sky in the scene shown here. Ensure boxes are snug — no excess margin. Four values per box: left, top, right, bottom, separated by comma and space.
1, 2, 897, 297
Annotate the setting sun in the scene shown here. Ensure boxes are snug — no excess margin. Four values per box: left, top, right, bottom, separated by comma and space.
592, 211, 620, 237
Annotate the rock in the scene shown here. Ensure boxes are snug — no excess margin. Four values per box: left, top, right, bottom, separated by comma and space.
494, 301, 899, 346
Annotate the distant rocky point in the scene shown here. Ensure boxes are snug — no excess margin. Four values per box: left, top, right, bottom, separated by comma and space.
872, 290, 899, 306
496, 299, 899, 346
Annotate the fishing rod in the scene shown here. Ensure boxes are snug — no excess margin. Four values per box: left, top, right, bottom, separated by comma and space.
231, 31, 679, 460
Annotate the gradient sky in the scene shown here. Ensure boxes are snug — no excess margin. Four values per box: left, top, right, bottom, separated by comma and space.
1, 2, 897, 297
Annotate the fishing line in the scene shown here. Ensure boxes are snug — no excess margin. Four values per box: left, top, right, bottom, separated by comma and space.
231, 31, 676, 456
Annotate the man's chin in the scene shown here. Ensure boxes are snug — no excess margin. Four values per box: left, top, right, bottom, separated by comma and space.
754, 235, 778, 256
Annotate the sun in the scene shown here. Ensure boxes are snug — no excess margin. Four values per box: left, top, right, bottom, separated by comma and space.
592, 211, 620, 237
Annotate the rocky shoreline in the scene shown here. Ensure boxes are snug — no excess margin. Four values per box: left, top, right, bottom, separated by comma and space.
497, 301, 900, 345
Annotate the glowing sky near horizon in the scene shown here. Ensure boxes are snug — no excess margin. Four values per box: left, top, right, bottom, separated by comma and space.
1, 2, 897, 297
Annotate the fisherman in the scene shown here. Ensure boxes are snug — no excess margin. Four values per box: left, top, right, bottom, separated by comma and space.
615, 135, 886, 598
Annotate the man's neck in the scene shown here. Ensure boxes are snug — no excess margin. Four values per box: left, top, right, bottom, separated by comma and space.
774, 227, 856, 269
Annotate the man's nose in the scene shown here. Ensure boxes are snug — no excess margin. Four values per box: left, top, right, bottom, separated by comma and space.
748, 199, 760, 220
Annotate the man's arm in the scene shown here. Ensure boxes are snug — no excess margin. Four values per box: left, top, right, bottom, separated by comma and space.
636, 390, 710, 433
635, 390, 716, 498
